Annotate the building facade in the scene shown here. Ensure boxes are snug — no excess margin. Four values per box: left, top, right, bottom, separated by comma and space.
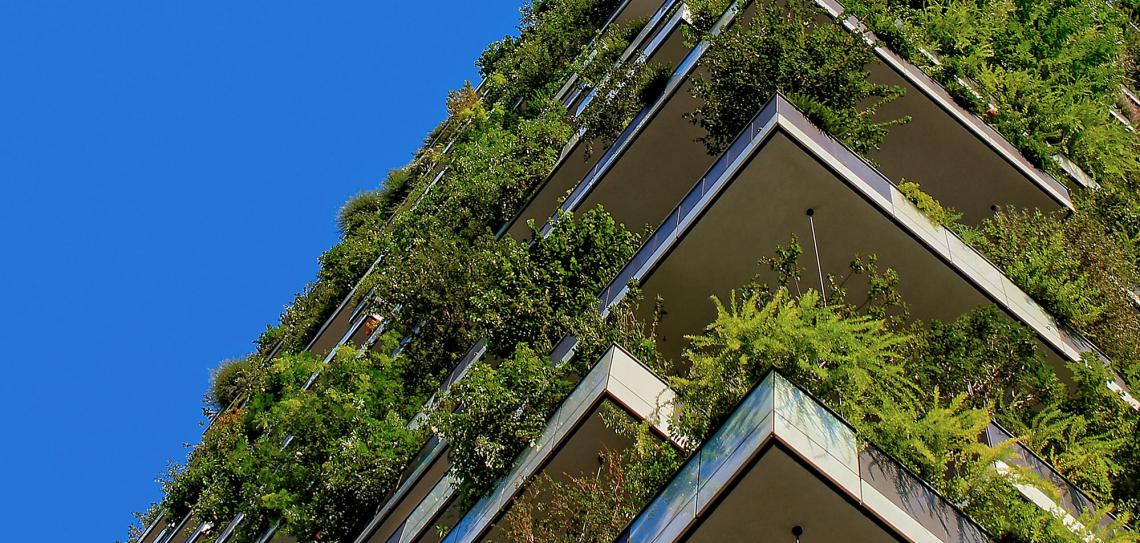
129, 1, 1140, 542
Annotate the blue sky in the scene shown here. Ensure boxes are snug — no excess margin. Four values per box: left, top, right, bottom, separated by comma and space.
0, 2, 520, 540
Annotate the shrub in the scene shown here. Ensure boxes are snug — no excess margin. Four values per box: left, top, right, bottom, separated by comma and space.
430, 344, 567, 505
684, 0, 737, 32
673, 284, 1123, 541
841, 0, 1140, 185
907, 305, 1063, 414
503, 405, 681, 542
672, 288, 914, 444
897, 180, 962, 228
163, 343, 422, 542
479, 0, 623, 104
204, 357, 250, 413
966, 208, 1140, 387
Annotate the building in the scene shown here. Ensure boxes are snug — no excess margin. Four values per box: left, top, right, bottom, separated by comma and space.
129, 1, 1140, 542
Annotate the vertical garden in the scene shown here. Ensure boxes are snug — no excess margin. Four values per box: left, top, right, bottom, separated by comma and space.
127, 1, 1140, 542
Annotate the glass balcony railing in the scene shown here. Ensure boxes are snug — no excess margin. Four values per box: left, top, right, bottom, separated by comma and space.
213, 513, 245, 543
559, 0, 681, 115
619, 370, 990, 543
439, 345, 677, 543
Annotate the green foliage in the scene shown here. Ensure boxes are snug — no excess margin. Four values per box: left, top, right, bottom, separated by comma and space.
485, 207, 639, 356
502, 405, 681, 542
360, 207, 636, 393
162, 342, 423, 542
842, 0, 1140, 193
417, 104, 573, 235
336, 169, 414, 236
577, 60, 671, 155
249, 344, 423, 542
257, 200, 390, 356
671, 284, 1128, 541
672, 288, 914, 444
684, 0, 737, 32
573, 16, 670, 154
1001, 356, 1140, 518
572, 288, 671, 377
689, 0, 909, 156
897, 180, 963, 228
965, 207, 1140, 387
430, 344, 567, 505
205, 357, 250, 413
908, 305, 1063, 414
479, 0, 622, 105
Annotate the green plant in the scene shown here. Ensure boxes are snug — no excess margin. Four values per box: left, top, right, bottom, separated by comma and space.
897, 180, 963, 228
689, 0, 909, 156
571, 15, 669, 154
479, 0, 623, 105
160, 341, 424, 542
502, 405, 681, 542
430, 344, 567, 505
577, 60, 671, 155
908, 305, 1062, 414
204, 357, 250, 414
684, 0, 737, 32
336, 169, 414, 236
965, 207, 1140, 387
485, 207, 639, 356
672, 282, 1127, 541
672, 287, 914, 444
841, 0, 1140, 187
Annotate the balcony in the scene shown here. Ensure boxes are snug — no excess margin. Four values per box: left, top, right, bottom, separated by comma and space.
352, 342, 491, 543
510, 0, 1073, 253
597, 94, 1129, 401
503, 0, 695, 240
136, 513, 169, 543
440, 344, 678, 543
814, 0, 1073, 223
618, 370, 991, 542
363, 344, 676, 543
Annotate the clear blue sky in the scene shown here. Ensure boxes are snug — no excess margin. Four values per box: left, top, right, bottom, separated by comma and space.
0, 2, 520, 540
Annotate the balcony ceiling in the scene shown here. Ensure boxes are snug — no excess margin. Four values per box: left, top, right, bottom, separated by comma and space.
478, 400, 638, 542
686, 444, 899, 543
636, 130, 1061, 369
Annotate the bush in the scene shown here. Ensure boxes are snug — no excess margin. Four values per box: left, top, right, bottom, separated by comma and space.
965, 208, 1140, 387
479, 0, 622, 104
204, 357, 250, 413
897, 180, 962, 228
673, 283, 1125, 541
163, 343, 423, 542
430, 344, 567, 505
908, 306, 1062, 414
842, 0, 1140, 185
503, 405, 681, 542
